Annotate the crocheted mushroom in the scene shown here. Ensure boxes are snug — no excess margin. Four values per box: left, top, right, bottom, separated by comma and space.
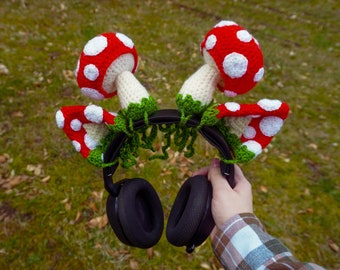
178, 20, 263, 112
75, 32, 151, 110
56, 25, 289, 166
55, 105, 115, 159
216, 99, 289, 157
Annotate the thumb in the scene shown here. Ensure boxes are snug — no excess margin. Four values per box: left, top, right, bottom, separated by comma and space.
233, 164, 252, 194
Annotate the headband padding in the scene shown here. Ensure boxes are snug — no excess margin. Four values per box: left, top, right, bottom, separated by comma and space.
107, 178, 164, 248
166, 175, 212, 247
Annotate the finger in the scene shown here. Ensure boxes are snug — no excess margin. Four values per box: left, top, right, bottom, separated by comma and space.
233, 164, 252, 192
192, 166, 209, 176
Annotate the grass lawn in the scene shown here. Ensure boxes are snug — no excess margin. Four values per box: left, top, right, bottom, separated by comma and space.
0, 0, 339, 269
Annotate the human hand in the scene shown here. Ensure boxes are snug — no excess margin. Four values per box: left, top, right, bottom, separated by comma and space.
193, 158, 253, 230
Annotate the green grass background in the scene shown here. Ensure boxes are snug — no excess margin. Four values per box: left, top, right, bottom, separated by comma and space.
0, 0, 339, 269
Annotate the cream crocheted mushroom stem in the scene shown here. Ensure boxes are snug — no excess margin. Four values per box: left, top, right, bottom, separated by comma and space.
178, 63, 221, 107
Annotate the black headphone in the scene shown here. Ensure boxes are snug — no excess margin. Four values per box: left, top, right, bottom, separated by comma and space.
103, 109, 235, 253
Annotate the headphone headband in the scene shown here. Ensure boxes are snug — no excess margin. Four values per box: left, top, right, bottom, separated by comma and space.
103, 109, 234, 196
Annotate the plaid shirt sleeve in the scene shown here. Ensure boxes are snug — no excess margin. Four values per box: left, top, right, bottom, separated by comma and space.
211, 213, 325, 270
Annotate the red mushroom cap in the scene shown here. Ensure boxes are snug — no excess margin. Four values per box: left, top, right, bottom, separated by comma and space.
201, 20, 264, 97
56, 105, 115, 158
75, 32, 138, 100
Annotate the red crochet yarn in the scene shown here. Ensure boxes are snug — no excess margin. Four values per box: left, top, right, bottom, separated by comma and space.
56, 105, 115, 158
217, 99, 289, 156
75, 32, 138, 100
201, 20, 264, 97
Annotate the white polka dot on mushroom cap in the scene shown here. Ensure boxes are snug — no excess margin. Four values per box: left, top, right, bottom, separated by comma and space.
260, 116, 283, 137
70, 119, 82, 131
72, 141, 81, 152
224, 90, 238, 97
215, 20, 237, 28
223, 52, 248, 78
116, 33, 134, 49
243, 126, 256, 139
236, 30, 253, 43
55, 110, 65, 129
81, 87, 105, 100
243, 140, 262, 156
254, 67, 264, 82
84, 64, 99, 81
83, 35, 108, 56
84, 105, 103, 123
84, 134, 98, 150
224, 102, 240, 112
258, 99, 282, 111
205, 34, 217, 50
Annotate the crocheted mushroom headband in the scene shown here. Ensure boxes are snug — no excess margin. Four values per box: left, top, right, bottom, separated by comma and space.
56, 20, 289, 168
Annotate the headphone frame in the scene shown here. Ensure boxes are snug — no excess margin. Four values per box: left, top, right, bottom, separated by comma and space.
103, 109, 235, 252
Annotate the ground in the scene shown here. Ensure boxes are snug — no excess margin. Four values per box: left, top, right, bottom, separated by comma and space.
0, 0, 339, 269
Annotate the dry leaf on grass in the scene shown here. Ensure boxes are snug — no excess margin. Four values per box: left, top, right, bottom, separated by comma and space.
26, 164, 44, 176
260, 185, 268, 193
107, 248, 130, 258
87, 214, 108, 229
62, 69, 75, 81
328, 239, 339, 253
88, 202, 98, 212
0, 154, 10, 164
200, 262, 212, 269
65, 202, 71, 211
91, 190, 104, 201
75, 210, 82, 223
0, 175, 30, 189
297, 208, 314, 214
147, 247, 153, 259
59, 197, 71, 211
0, 64, 9, 75
129, 259, 139, 270
41, 176, 50, 183
11, 111, 24, 118
308, 143, 318, 150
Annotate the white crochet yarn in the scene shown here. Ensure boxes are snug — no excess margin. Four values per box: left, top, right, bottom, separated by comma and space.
102, 54, 135, 95
224, 116, 251, 138
179, 64, 221, 106
116, 71, 150, 109
83, 123, 109, 143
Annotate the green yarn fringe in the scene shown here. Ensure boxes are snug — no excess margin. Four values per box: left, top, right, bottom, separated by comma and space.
176, 94, 208, 118
87, 94, 255, 168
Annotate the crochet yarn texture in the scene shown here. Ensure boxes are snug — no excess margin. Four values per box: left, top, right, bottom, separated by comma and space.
56, 20, 289, 168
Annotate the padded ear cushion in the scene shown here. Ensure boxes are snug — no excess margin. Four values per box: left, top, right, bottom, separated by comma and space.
106, 178, 164, 249
166, 175, 214, 248
107, 191, 131, 246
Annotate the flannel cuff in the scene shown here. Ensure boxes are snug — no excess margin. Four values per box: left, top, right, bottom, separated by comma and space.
212, 213, 291, 270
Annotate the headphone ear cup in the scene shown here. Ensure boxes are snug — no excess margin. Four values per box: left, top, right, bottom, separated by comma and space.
106, 178, 164, 249
106, 193, 131, 246
166, 175, 214, 250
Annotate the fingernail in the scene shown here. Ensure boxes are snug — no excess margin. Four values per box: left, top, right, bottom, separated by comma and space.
211, 158, 220, 168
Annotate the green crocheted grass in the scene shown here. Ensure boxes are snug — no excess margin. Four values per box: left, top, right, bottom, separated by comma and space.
176, 94, 209, 117
216, 120, 256, 163
88, 94, 255, 168
88, 96, 159, 167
